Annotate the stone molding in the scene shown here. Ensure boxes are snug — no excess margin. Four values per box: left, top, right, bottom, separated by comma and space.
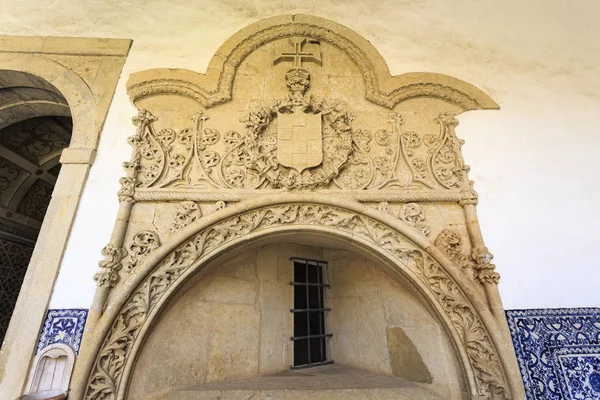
78, 195, 519, 400
133, 188, 465, 202
59, 148, 97, 165
127, 15, 498, 111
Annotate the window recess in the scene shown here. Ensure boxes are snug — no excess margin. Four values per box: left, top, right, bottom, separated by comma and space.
290, 257, 333, 369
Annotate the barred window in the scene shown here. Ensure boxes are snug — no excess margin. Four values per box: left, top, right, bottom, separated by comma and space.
290, 258, 333, 369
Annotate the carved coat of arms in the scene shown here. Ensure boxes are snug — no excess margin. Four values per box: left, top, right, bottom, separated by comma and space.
276, 110, 322, 173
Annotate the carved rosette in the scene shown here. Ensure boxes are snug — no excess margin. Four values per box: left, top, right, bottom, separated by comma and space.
85, 204, 509, 400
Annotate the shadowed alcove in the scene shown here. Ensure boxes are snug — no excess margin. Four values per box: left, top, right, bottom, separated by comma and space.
127, 234, 466, 400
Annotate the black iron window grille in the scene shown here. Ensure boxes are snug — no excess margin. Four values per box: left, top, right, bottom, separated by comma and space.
290, 257, 333, 369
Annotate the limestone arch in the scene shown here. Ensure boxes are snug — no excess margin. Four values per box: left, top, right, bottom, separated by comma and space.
0, 39, 129, 400
81, 195, 515, 400
0, 57, 99, 147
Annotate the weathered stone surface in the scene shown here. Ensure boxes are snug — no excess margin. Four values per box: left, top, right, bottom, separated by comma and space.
387, 327, 433, 383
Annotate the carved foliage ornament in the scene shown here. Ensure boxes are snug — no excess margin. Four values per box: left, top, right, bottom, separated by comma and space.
376, 201, 430, 237
434, 228, 472, 273
170, 201, 202, 233
123, 101, 471, 194
85, 204, 509, 400
122, 231, 161, 273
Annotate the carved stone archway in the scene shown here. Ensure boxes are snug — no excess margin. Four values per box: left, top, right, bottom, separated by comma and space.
73, 14, 525, 400
79, 195, 515, 400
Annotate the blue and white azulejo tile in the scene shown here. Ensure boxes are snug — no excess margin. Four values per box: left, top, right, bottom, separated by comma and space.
37, 308, 88, 354
506, 307, 600, 400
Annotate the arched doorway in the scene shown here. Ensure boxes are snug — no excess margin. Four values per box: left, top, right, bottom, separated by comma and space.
0, 70, 72, 345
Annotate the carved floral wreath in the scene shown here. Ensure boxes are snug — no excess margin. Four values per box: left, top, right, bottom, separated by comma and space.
219, 94, 373, 190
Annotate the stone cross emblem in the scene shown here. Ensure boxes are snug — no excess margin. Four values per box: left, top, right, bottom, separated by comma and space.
274, 38, 322, 68
275, 39, 323, 173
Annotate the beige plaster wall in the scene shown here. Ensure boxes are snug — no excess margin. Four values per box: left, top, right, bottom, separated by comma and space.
127, 242, 465, 400
1, 0, 597, 311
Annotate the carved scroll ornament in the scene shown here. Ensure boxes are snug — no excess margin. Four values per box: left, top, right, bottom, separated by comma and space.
122, 104, 474, 197
85, 203, 509, 400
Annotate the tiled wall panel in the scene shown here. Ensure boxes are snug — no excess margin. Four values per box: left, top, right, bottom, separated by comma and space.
507, 308, 600, 399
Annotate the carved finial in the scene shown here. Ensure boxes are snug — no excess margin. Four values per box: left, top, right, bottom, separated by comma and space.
274, 38, 322, 69
117, 162, 139, 203
194, 110, 209, 132
434, 112, 459, 127
389, 112, 404, 133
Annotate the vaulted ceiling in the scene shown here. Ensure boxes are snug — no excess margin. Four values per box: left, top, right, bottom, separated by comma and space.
0, 71, 72, 240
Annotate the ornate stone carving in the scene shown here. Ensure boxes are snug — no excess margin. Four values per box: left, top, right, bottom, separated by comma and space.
117, 110, 157, 203
434, 229, 471, 271
122, 231, 161, 273
399, 203, 431, 237
85, 204, 508, 400
223, 70, 368, 190
376, 201, 391, 214
94, 244, 127, 288
471, 246, 500, 284
122, 107, 481, 199
425, 113, 470, 190
415, 254, 508, 399
170, 201, 201, 233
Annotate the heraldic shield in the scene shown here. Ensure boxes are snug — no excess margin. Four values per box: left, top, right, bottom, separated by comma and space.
277, 110, 323, 173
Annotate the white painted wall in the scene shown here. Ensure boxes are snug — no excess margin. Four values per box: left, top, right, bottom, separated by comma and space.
1, 0, 597, 310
